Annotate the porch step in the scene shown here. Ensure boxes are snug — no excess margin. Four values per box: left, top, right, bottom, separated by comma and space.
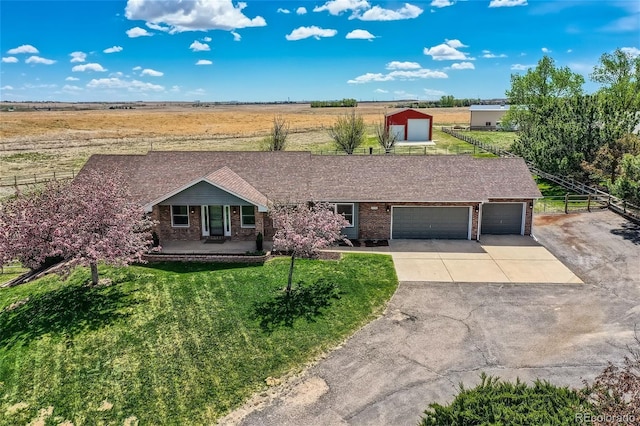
204, 236, 227, 244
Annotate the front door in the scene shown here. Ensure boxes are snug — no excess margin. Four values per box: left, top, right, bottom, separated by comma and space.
208, 205, 224, 236
202, 205, 231, 237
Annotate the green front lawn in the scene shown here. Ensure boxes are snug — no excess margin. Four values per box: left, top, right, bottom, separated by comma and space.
0, 254, 397, 425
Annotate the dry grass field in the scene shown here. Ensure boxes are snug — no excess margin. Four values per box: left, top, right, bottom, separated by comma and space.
0, 103, 469, 191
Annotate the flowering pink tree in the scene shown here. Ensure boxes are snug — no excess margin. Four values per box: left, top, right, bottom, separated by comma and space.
0, 171, 155, 286
270, 201, 352, 292
0, 180, 69, 271
56, 170, 156, 285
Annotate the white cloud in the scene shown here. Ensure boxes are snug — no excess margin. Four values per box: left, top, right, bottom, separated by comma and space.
125, 0, 267, 32
621, 47, 640, 57
1, 85, 14, 90
285, 26, 337, 41
72, 63, 107, 72
374, 88, 388, 93
482, 50, 507, 58
348, 68, 447, 83
126, 27, 152, 38
203, 36, 212, 42
424, 39, 471, 60
359, 3, 423, 21
277, 8, 290, 14
511, 63, 534, 71
190, 40, 211, 51
7, 44, 39, 54
348, 72, 393, 84
146, 22, 170, 32
431, 0, 454, 7
386, 61, 421, 70
313, 0, 370, 16
25, 56, 56, 65
388, 69, 448, 79
489, 0, 527, 7
231, 31, 242, 41
69, 51, 87, 63
450, 62, 475, 70
141, 68, 164, 77
423, 88, 447, 98
345, 29, 376, 40
196, 59, 213, 65
394, 90, 416, 99
297, 7, 307, 15
1, 57, 18, 63
62, 84, 83, 91
104, 46, 123, 53
541, 47, 551, 53
65, 76, 80, 81
87, 77, 164, 92
601, 16, 640, 32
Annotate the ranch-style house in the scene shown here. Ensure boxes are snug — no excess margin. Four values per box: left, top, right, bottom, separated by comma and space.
80, 151, 541, 243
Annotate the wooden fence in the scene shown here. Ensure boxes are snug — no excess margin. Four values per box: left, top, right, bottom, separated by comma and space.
0, 170, 76, 187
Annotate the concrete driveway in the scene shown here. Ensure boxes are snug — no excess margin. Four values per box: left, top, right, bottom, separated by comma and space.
225, 211, 640, 426
390, 236, 582, 283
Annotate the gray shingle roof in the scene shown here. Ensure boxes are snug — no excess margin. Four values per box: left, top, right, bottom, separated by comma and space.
80, 151, 541, 206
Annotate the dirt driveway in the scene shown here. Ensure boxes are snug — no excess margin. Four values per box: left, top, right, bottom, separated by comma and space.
224, 210, 640, 426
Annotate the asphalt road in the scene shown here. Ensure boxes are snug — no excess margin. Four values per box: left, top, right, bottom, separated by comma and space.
226, 210, 640, 426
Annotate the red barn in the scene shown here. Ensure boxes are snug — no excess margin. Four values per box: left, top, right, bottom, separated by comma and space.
385, 108, 433, 142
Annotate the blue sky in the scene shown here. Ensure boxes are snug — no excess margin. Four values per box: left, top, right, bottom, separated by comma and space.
1, 0, 638, 102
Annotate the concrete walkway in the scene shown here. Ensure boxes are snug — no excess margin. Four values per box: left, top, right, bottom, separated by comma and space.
389, 236, 582, 284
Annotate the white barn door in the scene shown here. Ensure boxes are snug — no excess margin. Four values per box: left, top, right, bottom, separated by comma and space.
407, 119, 430, 141
390, 125, 405, 141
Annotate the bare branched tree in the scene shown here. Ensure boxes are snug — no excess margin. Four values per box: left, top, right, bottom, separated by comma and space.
375, 118, 397, 153
264, 115, 289, 151
328, 109, 365, 154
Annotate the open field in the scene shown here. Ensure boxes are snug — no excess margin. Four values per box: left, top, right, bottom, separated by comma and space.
0, 104, 469, 183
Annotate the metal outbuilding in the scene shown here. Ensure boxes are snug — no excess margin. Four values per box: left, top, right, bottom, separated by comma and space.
385, 108, 433, 142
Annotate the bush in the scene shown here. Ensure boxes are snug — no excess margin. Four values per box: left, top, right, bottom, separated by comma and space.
420, 373, 591, 425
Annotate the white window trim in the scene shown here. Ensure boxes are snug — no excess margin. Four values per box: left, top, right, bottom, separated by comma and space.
171, 205, 190, 228
335, 203, 355, 228
240, 205, 256, 228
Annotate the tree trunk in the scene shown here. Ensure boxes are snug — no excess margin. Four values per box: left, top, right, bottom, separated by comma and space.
90, 262, 99, 286
286, 253, 296, 293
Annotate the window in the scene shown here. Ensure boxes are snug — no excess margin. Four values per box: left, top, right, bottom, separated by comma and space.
241, 205, 255, 228
335, 203, 354, 227
171, 205, 189, 227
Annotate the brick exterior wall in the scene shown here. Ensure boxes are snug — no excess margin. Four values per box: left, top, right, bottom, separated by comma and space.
153, 205, 202, 243
358, 203, 391, 240
230, 206, 258, 241
487, 198, 534, 235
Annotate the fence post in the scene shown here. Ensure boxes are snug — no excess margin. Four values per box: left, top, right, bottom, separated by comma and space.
565, 193, 569, 214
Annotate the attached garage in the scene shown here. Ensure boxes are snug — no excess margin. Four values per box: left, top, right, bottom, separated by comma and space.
481, 203, 524, 235
392, 206, 470, 239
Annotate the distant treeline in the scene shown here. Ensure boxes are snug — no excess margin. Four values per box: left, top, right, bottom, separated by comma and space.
395, 96, 503, 109
310, 98, 358, 108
